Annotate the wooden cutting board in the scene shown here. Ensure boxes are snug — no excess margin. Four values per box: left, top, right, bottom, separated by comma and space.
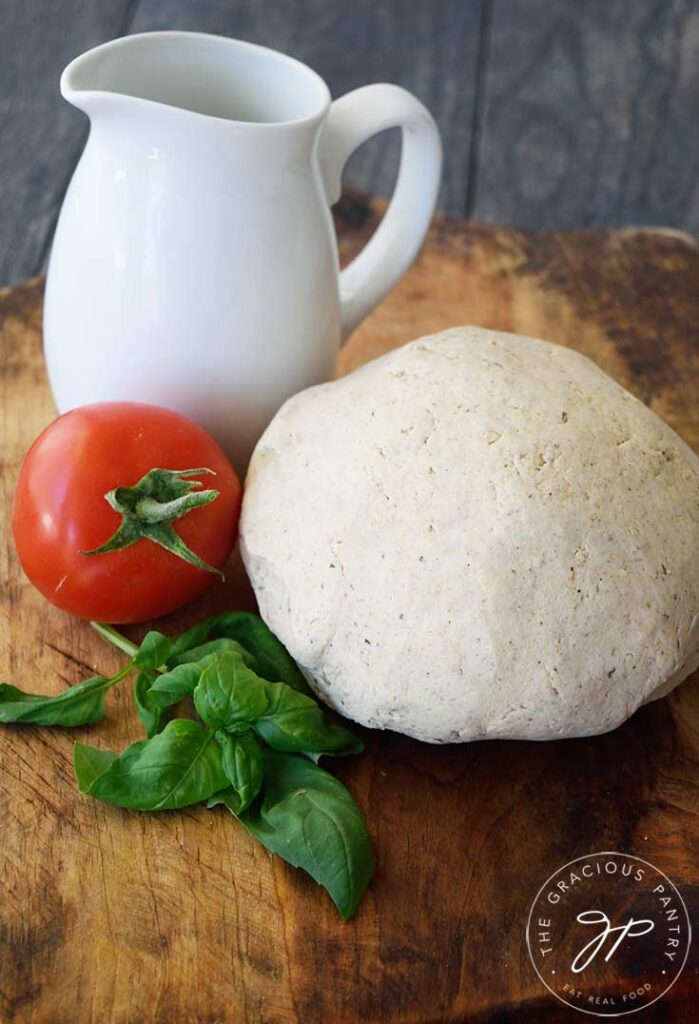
1, 193, 697, 1024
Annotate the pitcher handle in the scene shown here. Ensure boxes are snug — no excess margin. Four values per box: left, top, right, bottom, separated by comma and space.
319, 84, 442, 341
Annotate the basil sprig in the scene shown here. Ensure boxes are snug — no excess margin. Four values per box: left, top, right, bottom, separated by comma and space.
73, 743, 116, 789
0, 663, 132, 726
214, 731, 264, 813
75, 719, 229, 810
133, 672, 166, 737
168, 610, 311, 694
238, 750, 374, 920
0, 611, 373, 918
253, 682, 363, 758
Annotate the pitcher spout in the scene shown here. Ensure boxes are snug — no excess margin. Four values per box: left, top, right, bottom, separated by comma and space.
60, 31, 330, 128
60, 36, 146, 120
61, 48, 114, 118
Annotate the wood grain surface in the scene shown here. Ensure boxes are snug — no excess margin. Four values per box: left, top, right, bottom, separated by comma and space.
0, 194, 698, 1023
3, 0, 699, 288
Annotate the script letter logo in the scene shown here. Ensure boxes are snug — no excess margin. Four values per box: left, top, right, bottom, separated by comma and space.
571, 910, 655, 973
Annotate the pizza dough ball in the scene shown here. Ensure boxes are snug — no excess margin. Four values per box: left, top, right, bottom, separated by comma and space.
241, 327, 699, 742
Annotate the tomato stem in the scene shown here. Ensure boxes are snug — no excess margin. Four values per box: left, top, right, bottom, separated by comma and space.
80, 467, 224, 577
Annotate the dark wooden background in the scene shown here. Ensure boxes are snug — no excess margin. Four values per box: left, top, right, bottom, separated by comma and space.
1, 0, 698, 287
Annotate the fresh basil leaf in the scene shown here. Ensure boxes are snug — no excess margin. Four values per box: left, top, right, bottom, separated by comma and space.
149, 662, 206, 708
169, 638, 255, 669
133, 672, 166, 736
193, 651, 268, 732
169, 619, 214, 659
253, 683, 363, 758
168, 620, 252, 661
149, 649, 253, 713
172, 612, 310, 694
216, 731, 264, 812
85, 719, 227, 810
73, 742, 116, 792
216, 613, 310, 694
133, 631, 173, 671
0, 676, 112, 726
239, 750, 374, 920
207, 787, 244, 815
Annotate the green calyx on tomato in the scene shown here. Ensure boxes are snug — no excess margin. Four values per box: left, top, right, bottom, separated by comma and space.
81, 467, 224, 577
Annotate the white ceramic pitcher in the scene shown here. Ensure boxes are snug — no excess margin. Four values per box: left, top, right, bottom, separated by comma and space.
44, 31, 442, 470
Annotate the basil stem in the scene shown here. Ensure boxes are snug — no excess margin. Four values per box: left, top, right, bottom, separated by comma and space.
90, 621, 139, 659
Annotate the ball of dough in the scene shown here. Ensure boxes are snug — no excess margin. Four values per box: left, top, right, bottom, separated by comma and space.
241, 327, 699, 742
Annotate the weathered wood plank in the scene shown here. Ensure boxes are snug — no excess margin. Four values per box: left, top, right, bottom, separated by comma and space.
470, 0, 699, 232
0, 1, 138, 287
3, 0, 699, 289
129, 0, 483, 216
0, 199, 698, 1023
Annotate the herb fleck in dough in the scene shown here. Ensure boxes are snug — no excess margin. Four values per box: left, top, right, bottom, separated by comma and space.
241, 327, 699, 742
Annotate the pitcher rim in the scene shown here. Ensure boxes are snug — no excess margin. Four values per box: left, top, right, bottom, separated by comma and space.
61, 30, 332, 129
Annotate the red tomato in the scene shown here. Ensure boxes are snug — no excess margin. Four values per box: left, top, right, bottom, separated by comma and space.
12, 402, 241, 623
